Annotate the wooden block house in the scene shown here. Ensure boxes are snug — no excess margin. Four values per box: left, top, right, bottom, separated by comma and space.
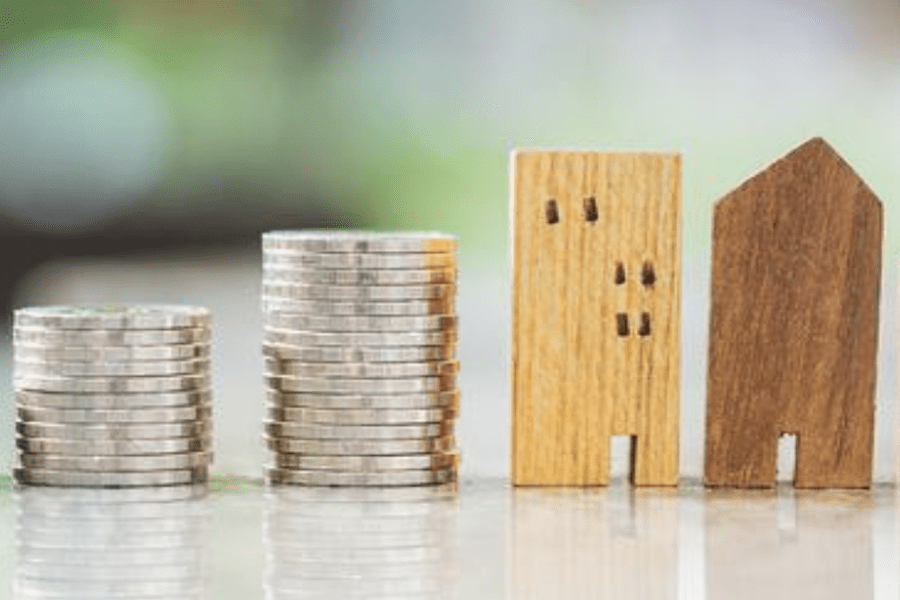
511, 150, 681, 486
705, 138, 882, 489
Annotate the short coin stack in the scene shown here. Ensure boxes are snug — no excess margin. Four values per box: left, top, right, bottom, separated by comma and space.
262, 230, 460, 487
13, 305, 213, 488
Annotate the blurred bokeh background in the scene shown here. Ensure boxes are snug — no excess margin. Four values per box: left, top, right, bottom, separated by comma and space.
1, 0, 899, 482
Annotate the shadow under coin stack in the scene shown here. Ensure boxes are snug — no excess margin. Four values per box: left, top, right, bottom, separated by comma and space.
13, 305, 213, 488
262, 231, 460, 487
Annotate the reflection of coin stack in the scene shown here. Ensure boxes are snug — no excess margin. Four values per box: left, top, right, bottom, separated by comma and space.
261, 231, 460, 487
13, 305, 213, 488
14, 486, 208, 600
264, 486, 460, 600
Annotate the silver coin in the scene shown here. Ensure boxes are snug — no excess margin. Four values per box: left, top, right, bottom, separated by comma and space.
265, 466, 456, 487
262, 282, 455, 302
16, 389, 211, 410
262, 230, 457, 254
14, 326, 210, 347
16, 436, 211, 456
265, 374, 455, 395
266, 389, 459, 410
265, 435, 455, 456
18, 452, 212, 472
265, 420, 448, 440
261, 297, 454, 316
263, 343, 455, 364
15, 373, 210, 394
14, 466, 209, 488
14, 358, 210, 377
262, 251, 456, 270
262, 266, 457, 286
14, 305, 210, 330
16, 420, 210, 441
264, 328, 455, 347
266, 406, 453, 425
17, 405, 212, 425
263, 358, 457, 379
263, 313, 456, 333
271, 452, 458, 472
14, 342, 210, 363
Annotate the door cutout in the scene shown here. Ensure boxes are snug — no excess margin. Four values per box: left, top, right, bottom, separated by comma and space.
777, 434, 798, 483
610, 435, 637, 484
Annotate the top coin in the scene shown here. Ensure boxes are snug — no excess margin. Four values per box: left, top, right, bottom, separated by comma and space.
15, 305, 211, 330
262, 231, 457, 254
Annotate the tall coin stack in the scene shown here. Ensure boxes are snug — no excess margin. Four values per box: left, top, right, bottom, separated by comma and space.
13, 305, 213, 488
262, 231, 460, 487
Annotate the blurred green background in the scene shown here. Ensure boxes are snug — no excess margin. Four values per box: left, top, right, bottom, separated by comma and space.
1, 0, 900, 483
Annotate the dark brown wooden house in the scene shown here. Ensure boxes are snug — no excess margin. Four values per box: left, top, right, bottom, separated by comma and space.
705, 138, 882, 489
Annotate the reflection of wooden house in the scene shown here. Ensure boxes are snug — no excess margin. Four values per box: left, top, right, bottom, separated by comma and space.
511, 151, 681, 486
705, 138, 882, 489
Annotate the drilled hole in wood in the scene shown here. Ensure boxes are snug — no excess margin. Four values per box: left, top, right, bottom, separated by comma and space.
545, 199, 559, 224
583, 197, 598, 222
616, 313, 629, 337
615, 262, 626, 285
638, 312, 651, 337
641, 261, 656, 287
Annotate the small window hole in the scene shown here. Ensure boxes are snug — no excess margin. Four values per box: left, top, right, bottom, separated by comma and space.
545, 200, 559, 224
641, 262, 656, 287
614, 262, 626, 285
638, 313, 651, 337
583, 197, 598, 222
616, 313, 629, 337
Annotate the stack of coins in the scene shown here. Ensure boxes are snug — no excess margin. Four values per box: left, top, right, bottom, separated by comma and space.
15, 486, 208, 599
12, 305, 213, 488
264, 486, 460, 599
262, 230, 460, 487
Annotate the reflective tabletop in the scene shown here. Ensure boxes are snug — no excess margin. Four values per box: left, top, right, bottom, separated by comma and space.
0, 478, 896, 599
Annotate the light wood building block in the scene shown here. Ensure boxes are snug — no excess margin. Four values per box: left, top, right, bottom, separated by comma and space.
511, 150, 681, 486
705, 138, 882, 489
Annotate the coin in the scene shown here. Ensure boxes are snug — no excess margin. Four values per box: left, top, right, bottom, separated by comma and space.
13, 466, 209, 487
265, 420, 448, 441
266, 405, 453, 425
15, 373, 210, 394
263, 251, 456, 270
265, 466, 456, 487
14, 485, 208, 504
266, 374, 455, 395
272, 452, 458, 472
13, 343, 211, 363
16, 421, 210, 441
263, 358, 457, 379
14, 358, 210, 377
14, 326, 210, 347
266, 389, 459, 410
16, 436, 211, 456
262, 231, 457, 254
262, 266, 457, 286
17, 452, 212, 472
14, 305, 211, 330
263, 313, 457, 333
261, 297, 454, 316
18, 405, 212, 425
263, 343, 455, 364
264, 328, 455, 347
265, 435, 455, 456
16, 390, 211, 410
262, 282, 455, 302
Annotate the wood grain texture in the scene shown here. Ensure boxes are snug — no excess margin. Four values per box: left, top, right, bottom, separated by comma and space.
511, 151, 681, 486
705, 137, 882, 489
